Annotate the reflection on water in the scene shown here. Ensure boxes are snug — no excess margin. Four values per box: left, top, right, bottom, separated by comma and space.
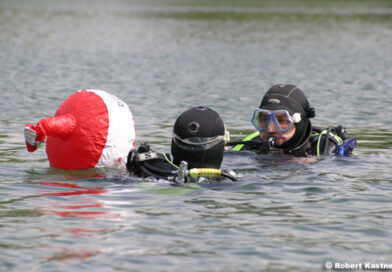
46, 249, 101, 262
35, 181, 113, 219
353, 127, 392, 153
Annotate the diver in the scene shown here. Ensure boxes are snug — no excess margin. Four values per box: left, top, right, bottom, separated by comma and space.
228, 84, 357, 157
126, 106, 237, 183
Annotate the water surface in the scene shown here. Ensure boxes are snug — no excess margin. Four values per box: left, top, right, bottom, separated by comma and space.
1, 0, 392, 271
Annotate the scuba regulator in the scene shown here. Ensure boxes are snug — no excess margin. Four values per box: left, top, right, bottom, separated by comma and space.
261, 137, 276, 153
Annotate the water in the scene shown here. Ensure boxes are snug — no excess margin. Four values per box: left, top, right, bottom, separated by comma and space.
1, 0, 392, 271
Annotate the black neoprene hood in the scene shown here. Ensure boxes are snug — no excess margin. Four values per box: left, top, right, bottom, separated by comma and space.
258, 84, 315, 151
259, 84, 315, 119
171, 106, 225, 169
173, 106, 225, 139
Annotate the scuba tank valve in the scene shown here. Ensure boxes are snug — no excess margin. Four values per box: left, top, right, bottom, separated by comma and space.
176, 161, 188, 184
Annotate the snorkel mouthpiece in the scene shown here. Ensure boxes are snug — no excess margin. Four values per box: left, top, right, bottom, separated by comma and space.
261, 137, 276, 152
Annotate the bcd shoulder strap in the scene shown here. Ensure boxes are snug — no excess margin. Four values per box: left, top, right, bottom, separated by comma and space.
311, 126, 344, 156
136, 151, 167, 162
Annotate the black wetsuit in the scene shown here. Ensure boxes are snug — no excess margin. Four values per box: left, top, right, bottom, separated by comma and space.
232, 125, 353, 157
126, 143, 237, 182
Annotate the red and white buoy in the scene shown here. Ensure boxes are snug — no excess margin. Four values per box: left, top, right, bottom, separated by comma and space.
24, 90, 136, 170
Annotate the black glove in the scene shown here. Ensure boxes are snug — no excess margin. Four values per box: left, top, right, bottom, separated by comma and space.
126, 143, 151, 175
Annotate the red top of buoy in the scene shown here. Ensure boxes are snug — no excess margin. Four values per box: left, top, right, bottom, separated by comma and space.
25, 90, 136, 170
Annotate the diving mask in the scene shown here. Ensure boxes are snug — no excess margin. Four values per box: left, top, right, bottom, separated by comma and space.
251, 109, 301, 133
172, 130, 230, 151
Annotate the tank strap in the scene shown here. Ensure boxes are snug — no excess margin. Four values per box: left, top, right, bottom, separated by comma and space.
136, 151, 167, 162
233, 131, 259, 151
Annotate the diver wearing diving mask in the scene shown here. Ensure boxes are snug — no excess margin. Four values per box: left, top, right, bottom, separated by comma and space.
127, 106, 236, 182
230, 84, 356, 157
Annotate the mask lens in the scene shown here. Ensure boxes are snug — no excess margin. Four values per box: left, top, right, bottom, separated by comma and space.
273, 111, 292, 131
256, 111, 269, 130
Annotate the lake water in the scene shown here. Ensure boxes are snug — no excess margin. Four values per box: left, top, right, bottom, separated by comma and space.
1, 0, 392, 271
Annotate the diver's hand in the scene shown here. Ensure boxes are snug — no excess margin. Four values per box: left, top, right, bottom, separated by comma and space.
24, 124, 45, 152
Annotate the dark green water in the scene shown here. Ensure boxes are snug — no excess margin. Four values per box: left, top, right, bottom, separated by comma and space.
1, 0, 392, 271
